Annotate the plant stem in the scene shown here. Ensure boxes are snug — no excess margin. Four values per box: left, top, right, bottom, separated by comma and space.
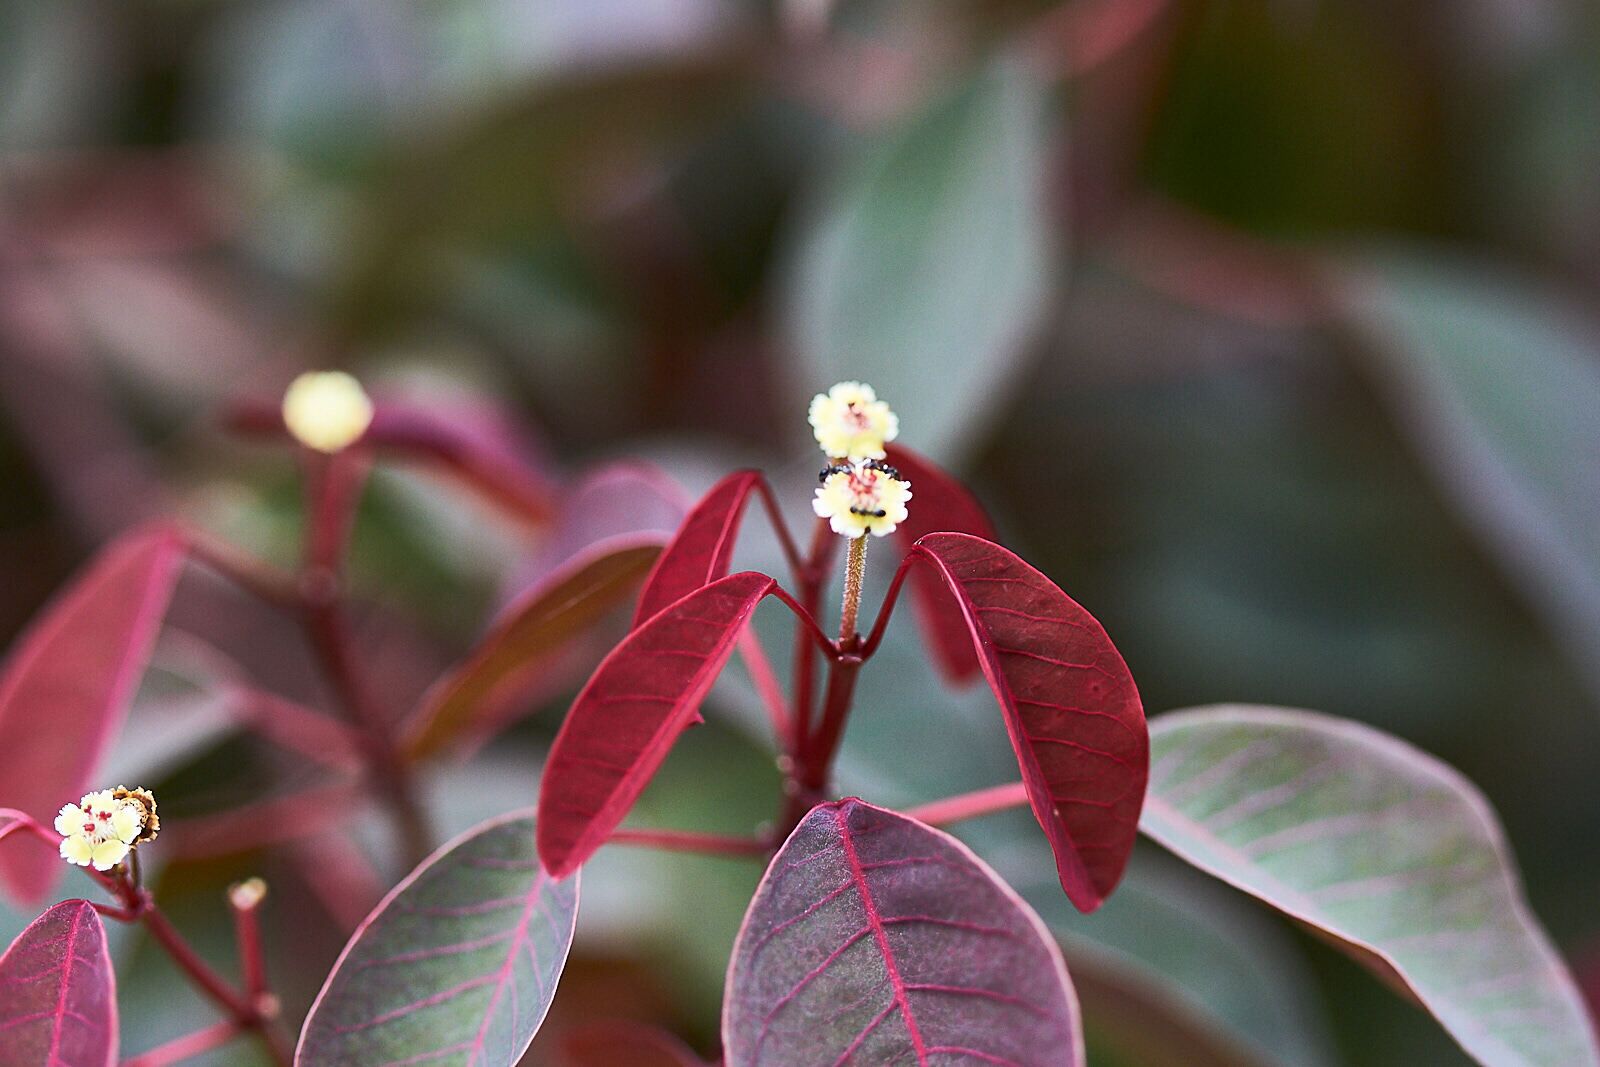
607, 827, 770, 857
904, 782, 1030, 827
137, 900, 292, 1066
789, 519, 834, 755
302, 598, 432, 867
299, 450, 433, 868
799, 646, 863, 797
228, 882, 268, 999
838, 535, 867, 641
121, 1020, 243, 1067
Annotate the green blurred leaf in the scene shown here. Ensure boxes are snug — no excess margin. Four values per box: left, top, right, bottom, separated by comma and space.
785, 57, 1056, 461
1332, 250, 1600, 709
298, 811, 578, 1067
1012, 850, 1336, 1067
1144, 705, 1600, 1067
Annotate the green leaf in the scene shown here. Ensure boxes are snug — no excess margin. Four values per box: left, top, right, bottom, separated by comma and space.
1017, 851, 1337, 1067
1331, 250, 1600, 707
297, 811, 578, 1067
786, 58, 1055, 460
1143, 705, 1599, 1067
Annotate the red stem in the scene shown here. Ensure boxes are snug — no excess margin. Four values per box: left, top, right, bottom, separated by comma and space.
859, 547, 920, 659
231, 689, 364, 774
167, 782, 364, 860
229, 891, 267, 1000
121, 1020, 243, 1067
768, 584, 837, 656
299, 450, 433, 868
789, 519, 835, 753
607, 827, 770, 858
737, 626, 790, 741
904, 782, 1031, 827
798, 647, 863, 796
753, 477, 810, 587
136, 898, 293, 1065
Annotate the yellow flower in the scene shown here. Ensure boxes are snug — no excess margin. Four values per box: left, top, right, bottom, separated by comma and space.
812, 459, 912, 538
808, 381, 898, 460
282, 371, 374, 453
56, 788, 153, 871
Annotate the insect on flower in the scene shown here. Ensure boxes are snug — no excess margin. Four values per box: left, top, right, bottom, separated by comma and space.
813, 457, 912, 538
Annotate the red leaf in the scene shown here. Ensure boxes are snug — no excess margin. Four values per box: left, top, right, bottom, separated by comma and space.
884, 445, 997, 683
403, 537, 665, 761
507, 461, 687, 601
538, 572, 777, 877
0, 525, 185, 904
722, 798, 1083, 1066
0, 900, 118, 1066
363, 401, 556, 524
631, 471, 762, 627
912, 532, 1146, 912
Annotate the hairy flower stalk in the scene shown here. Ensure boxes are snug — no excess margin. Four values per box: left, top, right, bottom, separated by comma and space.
839, 535, 867, 640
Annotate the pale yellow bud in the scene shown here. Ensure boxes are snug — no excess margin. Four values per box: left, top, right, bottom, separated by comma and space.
282, 371, 374, 454
229, 877, 268, 910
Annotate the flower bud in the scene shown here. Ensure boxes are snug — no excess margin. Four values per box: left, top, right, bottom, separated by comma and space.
282, 371, 374, 454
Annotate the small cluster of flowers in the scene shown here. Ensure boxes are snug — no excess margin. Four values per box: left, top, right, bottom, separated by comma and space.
808, 382, 912, 538
57, 786, 158, 872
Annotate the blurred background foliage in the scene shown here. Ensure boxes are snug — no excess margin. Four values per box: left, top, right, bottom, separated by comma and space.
2, 0, 1600, 1063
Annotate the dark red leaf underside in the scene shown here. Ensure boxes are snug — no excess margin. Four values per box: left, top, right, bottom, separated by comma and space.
884, 445, 998, 683
0, 899, 118, 1067
0, 525, 185, 904
631, 471, 762, 627
723, 799, 1082, 1066
914, 532, 1147, 912
538, 572, 777, 877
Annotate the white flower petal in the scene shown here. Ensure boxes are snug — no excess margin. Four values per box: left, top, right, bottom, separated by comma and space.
90, 839, 129, 871
61, 836, 94, 867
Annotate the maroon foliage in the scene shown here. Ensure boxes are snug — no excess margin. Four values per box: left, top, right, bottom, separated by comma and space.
404, 538, 664, 761
631, 471, 763, 627
538, 572, 777, 878
723, 799, 1082, 1066
883, 445, 997, 683
0, 900, 118, 1067
0, 525, 185, 904
911, 533, 1146, 912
